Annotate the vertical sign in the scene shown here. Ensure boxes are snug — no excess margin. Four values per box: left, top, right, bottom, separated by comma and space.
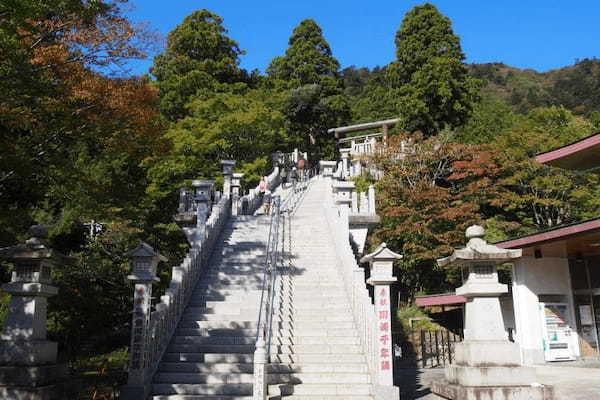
375, 285, 393, 385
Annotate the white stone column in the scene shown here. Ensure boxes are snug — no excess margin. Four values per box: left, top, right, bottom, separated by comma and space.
368, 185, 376, 215
253, 338, 267, 400
221, 160, 235, 198
361, 243, 402, 398
340, 148, 351, 179
231, 173, 244, 216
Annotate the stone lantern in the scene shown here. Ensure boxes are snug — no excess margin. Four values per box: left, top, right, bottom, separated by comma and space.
432, 225, 553, 400
332, 181, 355, 208
122, 242, 166, 398
360, 243, 402, 398
0, 224, 74, 398
231, 173, 244, 216
221, 160, 235, 198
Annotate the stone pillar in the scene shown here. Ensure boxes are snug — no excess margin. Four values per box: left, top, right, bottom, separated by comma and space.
231, 173, 244, 216
368, 185, 376, 215
332, 181, 355, 209
351, 191, 359, 214
0, 225, 72, 399
121, 242, 166, 400
361, 243, 402, 399
359, 192, 368, 215
319, 161, 337, 178
432, 226, 553, 400
352, 158, 362, 177
253, 338, 267, 400
340, 148, 351, 179
221, 160, 235, 198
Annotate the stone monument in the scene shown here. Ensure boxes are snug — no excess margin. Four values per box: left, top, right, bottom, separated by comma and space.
360, 243, 402, 400
0, 225, 73, 399
432, 225, 553, 400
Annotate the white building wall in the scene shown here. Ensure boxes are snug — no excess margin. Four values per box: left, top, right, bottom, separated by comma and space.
511, 257, 579, 364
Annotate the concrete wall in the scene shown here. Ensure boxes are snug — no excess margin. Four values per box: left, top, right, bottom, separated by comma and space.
511, 257, 580, 364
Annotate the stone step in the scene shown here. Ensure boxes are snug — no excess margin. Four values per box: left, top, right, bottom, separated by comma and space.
163, 353, 253, 364
268, 383, 371, 396
270, 354, 366, 364
270, 344, 363, 354
268, 363, 368, 374
270, 336, 361, 345
195, 284, 265, 291
167, 344, 255, 354
189, 289, 263, 298
267, 396, 372, 400
274, 328, 359, 337
172, 336, 256, 345
154, 373, 254, 384
272, 314, 354, 322
175, 328, 256, 337
177, 321, 258, 330
152, 383, 252, 396
180, 314, 257, 322
273, 321, 356, 330
158, 362, 255, 374
183, 306, 261, 315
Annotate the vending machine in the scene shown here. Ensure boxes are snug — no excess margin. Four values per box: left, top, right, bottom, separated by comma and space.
539, 302, 576, 361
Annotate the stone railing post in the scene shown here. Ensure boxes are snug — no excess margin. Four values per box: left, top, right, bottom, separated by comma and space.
360, 243, 402, 399
221, 160, 235, 198
121, 242, 166, 400
368, 185, 376, 215
253, 338, 267, 400
0, 225, 73, 399
231, 173, 244, 216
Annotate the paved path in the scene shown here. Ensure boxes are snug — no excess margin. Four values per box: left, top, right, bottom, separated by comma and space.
396, 364, 600, 400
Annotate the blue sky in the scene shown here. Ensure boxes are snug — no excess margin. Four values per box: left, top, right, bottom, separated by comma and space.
124, 0, 600, 76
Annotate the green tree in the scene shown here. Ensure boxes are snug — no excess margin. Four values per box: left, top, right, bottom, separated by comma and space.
267, 19, 350, 158
151, 9, 247, 120
386, 3, 480, 136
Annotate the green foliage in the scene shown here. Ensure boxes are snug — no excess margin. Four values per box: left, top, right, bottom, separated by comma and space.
349, 173, 374, 193
267, 19, 350, 159
454, 99, 517, 144
151, 9, 247, 120
384, 3, 480, 135
397, 304, 440, 331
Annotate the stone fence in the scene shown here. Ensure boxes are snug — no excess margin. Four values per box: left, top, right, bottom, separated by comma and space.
121, 179, 232, 399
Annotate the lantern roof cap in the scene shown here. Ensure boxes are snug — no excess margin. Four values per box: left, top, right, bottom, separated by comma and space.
437, 225, 522, 268
0, 225, 75, 264
126, 241, 167, 262
360, 242, 403, 263
192, 180, 215, 187
220, 160, 236, 166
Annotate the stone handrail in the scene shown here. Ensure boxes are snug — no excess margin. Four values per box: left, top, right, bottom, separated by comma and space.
239, 166, 280, 215
122, 195, 231, 399
323, 180, 378, 389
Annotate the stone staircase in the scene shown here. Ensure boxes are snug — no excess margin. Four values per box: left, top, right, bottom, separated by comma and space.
152, 215, 270, 399
150, 178, 374, 399
267, 178, 374, 399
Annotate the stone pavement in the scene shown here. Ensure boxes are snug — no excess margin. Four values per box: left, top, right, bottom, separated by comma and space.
396, 362, 600, 400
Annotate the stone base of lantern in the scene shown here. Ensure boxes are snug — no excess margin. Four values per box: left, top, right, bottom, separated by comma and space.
0, 340, 57, 365
432, 381, 553, 400
0, 363, 69, 400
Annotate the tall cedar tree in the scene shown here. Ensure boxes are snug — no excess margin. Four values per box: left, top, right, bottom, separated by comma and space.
268, 19, 350, 159
151, 9, 246, 121
386, 3, 480, 136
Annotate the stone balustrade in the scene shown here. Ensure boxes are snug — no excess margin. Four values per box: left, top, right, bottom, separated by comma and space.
122, 168, 233, 399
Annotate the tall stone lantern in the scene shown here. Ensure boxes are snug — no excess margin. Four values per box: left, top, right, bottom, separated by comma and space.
332, 181, 355, 208
432, 225, 553, 400
221, 160, 236, 198
360, 243, 402, 399
121, 242, 166, 399
0, 225, 73, 399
